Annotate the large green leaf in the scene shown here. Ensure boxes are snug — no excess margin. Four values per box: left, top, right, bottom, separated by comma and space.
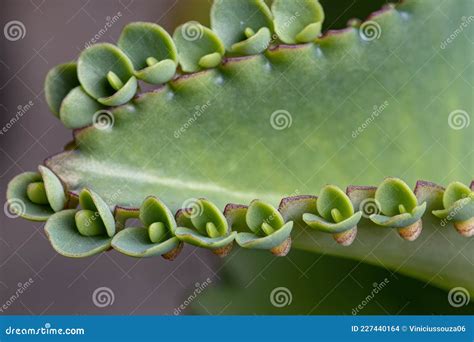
17, 0, 474, 297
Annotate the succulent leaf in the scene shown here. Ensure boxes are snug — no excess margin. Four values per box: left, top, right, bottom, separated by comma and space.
235, 221, 293, 250
370, 203, 426, 228
6, 166, 68, 221
432, 182, 474, 237
77, 43, 137, 106
59, 86, 104, 129
302, 185, 361, 245
375, 178, 419, 216
272, 0, 324, 44
303, 211, 362, 234
38, 165, 67, 213
7, 172, 54, 221
112, 228, 181, 258
189, 199, 228, 237
174, 22, 225, 73
211, 0, 273, 54
246, 200, 285, 236
441, 181, 472, 209
44, 63, 80, 117
236, 201, 292, 255
175, 228, 236, 249
75, 209, 106, 237
45, 210, 112, 258
79, 189, 115, 237
118, 22, 177, 84
139, 196, 177, 234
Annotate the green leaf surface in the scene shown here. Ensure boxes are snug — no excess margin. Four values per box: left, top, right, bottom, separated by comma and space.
236, 221, 293, 250
210, 0, 273, 51
60, 86, 104, 129
303, 211, 362, 233
44, 63, 79, 117
190, 199, 228, 237
77, 43, 136, 103
442, 181, 472, 209
375, 178, 419, 216
111, 227, 180, 257
174, 22, 224, 73
246, 200, 285, 235
272, 0, 324, 44
79, 189, 116, 237
38, 165, 67, 212
317, 185, 354, 222
45, 210, 112, 258
140, 196, 177, 233
175, 228, 236, 249
118, 22, 177, 71
6, 172, 54, 221
370, 203, 426, 228
39, 0, 473, 292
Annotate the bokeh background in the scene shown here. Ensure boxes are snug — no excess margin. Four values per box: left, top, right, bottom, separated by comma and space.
1, 0, 472, 315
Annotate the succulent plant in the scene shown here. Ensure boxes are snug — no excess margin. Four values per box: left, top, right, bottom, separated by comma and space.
303, 185, 362, 246
5, 0, 473, 299
433, 182, 474, 237
175, 199, 237, 257
369, 178, 427, 241
235, 200, 293, 256
112, 197, 183, 260
45, 189, 116, 258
